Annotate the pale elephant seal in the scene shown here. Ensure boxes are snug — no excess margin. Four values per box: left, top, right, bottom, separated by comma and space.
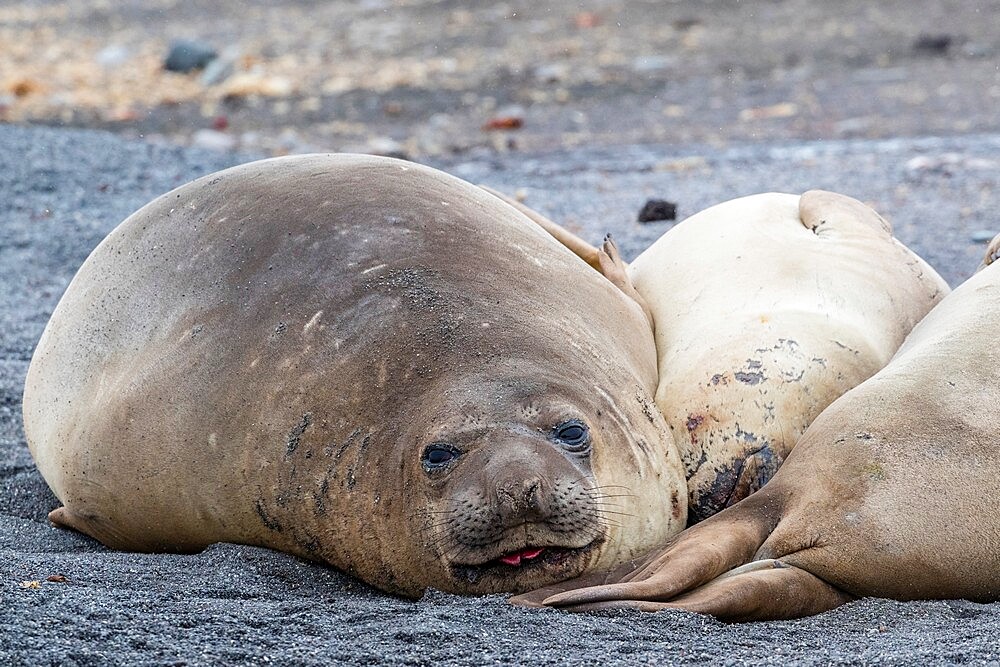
518, 237, 1000, 621
489, 190, 949, 522
22, 153, 688, 598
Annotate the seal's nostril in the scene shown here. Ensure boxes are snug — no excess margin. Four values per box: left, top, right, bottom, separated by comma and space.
524, 480, 541, 507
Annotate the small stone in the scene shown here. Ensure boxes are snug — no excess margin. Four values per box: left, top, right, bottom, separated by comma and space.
913, 34, 953, 55
482, 116, 523, 131
834, 117, 872, 136
96, 44, 129, 67
738, 103, 798, 121
219, 74, 293, 99
191, 129, 236, 152
7, 78, 42, 98
905, 155, 937, 174
200, 56, 235, 86
533, 62, 569, 83
971, 230, 997, 244
573, 11, 602, 28
962, 42, 993, 58
164, 39, 218, 73
364, 137, 409, 160
637, 199, 678, 223
632, 55, 675, 73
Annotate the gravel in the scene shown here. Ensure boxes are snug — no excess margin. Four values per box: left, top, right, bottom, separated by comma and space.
3, 124, 1000, 665
4, 1, 1000, 157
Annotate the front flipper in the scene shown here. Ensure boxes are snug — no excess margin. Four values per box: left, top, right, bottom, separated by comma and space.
555, 560, 853, 622
511, 493, 780, 610
479, 185, 654, 328
49, 506, 134, 550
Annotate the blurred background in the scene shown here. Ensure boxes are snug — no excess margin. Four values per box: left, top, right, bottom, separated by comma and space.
2, 0, 998, 159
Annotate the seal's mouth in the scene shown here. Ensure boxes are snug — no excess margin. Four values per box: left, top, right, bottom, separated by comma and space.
449, 539, 601, 585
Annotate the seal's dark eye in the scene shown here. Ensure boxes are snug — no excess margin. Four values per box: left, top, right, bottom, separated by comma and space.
553, 420, 590, 453
422, 443, 460, 471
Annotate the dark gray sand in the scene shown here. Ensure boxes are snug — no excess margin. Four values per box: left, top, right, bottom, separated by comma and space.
3, 124, 1000, 665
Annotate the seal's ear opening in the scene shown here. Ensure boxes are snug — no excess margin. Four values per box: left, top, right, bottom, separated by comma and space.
478, 185, 655, 331
976, 231, 1000, 273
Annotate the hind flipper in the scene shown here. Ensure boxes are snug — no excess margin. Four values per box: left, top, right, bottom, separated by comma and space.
799, 190, 892, 238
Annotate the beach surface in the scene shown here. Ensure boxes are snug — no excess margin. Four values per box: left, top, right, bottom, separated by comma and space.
3, 123, 1000, 665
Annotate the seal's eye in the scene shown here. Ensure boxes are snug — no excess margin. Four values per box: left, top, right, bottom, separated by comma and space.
553, 419, 591, 453
422, 443, 460, 471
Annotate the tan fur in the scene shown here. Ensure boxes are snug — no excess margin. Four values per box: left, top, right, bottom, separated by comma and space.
23, 154, 688, 598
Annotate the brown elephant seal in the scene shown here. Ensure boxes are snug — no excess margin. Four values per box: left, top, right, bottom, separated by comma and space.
22, 153, 688, 598
516, 236, 1000, 621
487, 190, 949, 522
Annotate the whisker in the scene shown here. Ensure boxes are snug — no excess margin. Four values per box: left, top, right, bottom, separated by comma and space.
585, 484, 635, 492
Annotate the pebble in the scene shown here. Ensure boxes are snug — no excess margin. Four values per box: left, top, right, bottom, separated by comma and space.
96, 45, 130, 67
164, 40, 218, 73
632, 55, 675, 73
905, 153, 999, 176
200, 56, 236, 86
533, 63, 569, 83
637, 199, 678, 223
363, 137, 409, 159
971, 230, 997, 244
913, 34, 953, 55
191, 128, 236, 151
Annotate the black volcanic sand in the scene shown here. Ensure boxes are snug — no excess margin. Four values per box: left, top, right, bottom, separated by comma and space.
3, 125, 1000, 665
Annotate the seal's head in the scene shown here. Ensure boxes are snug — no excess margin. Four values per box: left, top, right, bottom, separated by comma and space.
265, 356, 684, 599
374, 365, 683, 596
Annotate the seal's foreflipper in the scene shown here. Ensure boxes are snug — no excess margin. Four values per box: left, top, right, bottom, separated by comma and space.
49, 506, 132, 549
598, 235, 654, 329
526, 560, 852, 621
799, 190, 892, 238
977, 232, 1000, 273
656, 561, 854, 622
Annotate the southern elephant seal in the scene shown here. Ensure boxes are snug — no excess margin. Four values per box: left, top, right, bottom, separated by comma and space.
489, 190, 948, 522
520, 236, 1000, 621
22, 154, 688, 598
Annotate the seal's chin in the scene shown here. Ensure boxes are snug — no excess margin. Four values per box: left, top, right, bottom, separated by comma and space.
447, 538, 602, 588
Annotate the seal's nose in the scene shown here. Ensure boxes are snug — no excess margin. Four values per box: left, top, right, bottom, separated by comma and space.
496, 476, 546, 524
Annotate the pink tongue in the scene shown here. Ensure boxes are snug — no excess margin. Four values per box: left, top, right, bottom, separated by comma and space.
499, 548, 545, 566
